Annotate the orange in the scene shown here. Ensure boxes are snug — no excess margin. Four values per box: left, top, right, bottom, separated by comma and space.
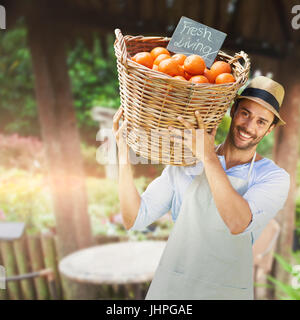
177, 65, 185, 77
132, 52, 153, 68
171, 53, 187, 65
153, 53, 171, 66
150, 47, 170, 60
184, 54, 206, 75
215, 73, 235, 84
184, 71, 193, 80
173, 75, 186, 81
158, 58, 180, 76
189, 75, 209, 84
203, 68, 216, 84
210, 61, 232, 79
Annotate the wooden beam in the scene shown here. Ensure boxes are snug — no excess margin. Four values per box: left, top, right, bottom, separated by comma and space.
238, 0, 261, 38
225, 0, 242, 37
274, 0, 292, 43
203, 0, 217, 27
272, 61, 300, 298
216, 0, 231, 32
223, 37, 286, 59
26, 16, 93, 258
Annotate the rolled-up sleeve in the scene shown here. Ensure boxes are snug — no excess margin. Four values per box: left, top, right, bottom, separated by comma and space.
242, 168, 290, 241
129, 165, 174, 231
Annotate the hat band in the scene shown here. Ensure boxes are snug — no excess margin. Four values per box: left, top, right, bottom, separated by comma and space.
241, 88, 280, 113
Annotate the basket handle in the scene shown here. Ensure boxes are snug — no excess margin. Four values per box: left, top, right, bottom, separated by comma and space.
115, 29, 129, 68
228, 51, 251, 77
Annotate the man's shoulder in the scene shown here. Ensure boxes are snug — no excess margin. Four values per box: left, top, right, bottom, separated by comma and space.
254, 156, 290, 183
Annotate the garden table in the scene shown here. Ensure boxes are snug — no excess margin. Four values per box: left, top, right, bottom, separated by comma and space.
59, 240, 166, 299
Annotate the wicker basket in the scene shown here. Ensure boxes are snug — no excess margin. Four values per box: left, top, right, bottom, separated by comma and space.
114, 29, 250, 166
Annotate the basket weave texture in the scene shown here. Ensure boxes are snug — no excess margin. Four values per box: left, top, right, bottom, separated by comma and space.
114, 29, 250, 166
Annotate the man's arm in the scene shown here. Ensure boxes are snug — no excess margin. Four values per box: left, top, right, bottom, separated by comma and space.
242, 168, 290, 238
128, 165, 174, 231
204, 153, 291, 235
119, 161, 141, 230
113, 106, 174, 231
203, 153, 252, 234
172, 113, 251, 234
113, 107, 141, 230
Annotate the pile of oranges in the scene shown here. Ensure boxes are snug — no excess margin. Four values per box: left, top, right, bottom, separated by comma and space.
131, 47, 235, 84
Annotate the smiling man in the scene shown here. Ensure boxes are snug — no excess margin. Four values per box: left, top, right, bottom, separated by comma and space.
113, 76, 290, 300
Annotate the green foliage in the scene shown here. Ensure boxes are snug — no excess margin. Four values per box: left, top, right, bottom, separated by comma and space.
267, 252, 300, 300
296, 197, 300, 234
80, 142, 106, 177
296, 161, 300, 236
297, 161, 300, 187
256, 130, 274, 157
0, 133, 44, 171
215, 114, 231, 145
67, 35, 120, 142
0, 20, 120, 143
0, 167, 55, 235
0, 167, 153, 236
0, 19, 38, 136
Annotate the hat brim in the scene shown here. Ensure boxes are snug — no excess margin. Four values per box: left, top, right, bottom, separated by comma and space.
235, 95, 286, 126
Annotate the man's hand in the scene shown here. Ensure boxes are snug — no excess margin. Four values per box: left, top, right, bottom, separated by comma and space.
113, 106, 141, 230
112, 106, 130, 164
168, 111, 218, 163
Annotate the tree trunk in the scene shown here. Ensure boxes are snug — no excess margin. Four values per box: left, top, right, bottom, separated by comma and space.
272, 63, 300, 298
26, 17, 93, 259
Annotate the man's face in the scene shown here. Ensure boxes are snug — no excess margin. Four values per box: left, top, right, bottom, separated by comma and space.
229, 99, 275, 150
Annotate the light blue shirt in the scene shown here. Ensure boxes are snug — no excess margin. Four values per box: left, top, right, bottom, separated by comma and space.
129, 153, 290, 244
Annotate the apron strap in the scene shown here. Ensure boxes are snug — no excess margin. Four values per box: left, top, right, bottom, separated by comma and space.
216, 144, 256, 181
215, 144, 222, 152
247, 151, 256, 181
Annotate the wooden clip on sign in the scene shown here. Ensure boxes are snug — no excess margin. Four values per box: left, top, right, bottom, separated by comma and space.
167, 16, 227, 68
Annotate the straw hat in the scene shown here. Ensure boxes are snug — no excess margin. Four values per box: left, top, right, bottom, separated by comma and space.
235, 76, 286, 126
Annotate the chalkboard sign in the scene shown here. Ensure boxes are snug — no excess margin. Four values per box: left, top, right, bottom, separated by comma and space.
167, 16, 227, 68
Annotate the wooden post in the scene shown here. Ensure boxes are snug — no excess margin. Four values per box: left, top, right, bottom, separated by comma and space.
27, 235, 50, 300
13, 236, 35, 300
26, 12, 94, 262
41, 232, 62, 299
0, 241, 22, 299
53, 235, 99, 300
272, 61, 300, 298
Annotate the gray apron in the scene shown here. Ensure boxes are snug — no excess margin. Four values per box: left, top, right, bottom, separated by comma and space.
145, 145, 256, 300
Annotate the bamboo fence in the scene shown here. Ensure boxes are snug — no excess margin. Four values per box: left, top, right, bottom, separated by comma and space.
0, 231, 165, 300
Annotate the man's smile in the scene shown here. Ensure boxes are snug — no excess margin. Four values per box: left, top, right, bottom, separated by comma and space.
238, 129, 252, 140
235, 127, 256, 143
